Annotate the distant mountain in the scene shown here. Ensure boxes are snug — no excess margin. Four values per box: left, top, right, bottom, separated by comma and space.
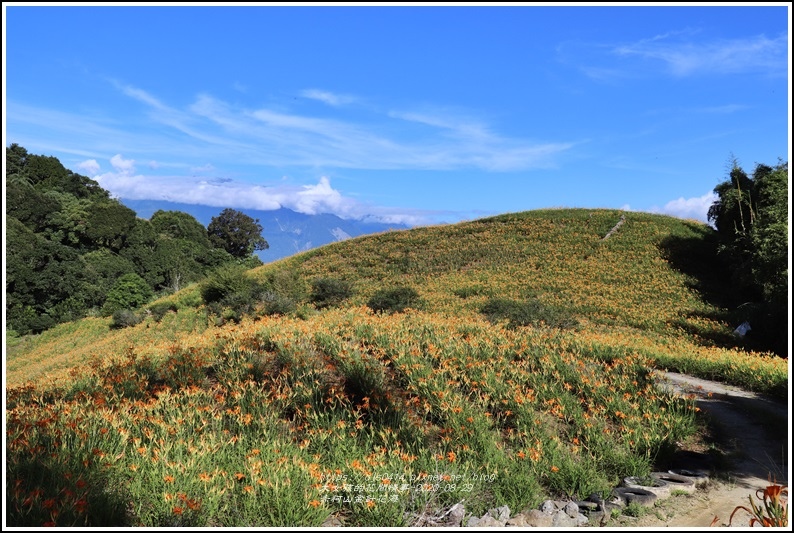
119, 199, 410, 263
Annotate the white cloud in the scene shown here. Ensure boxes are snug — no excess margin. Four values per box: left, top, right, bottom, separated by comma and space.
650, 191, 718, 224
89, 168, 427, 225
614, 33, 788, 77
9, 84, 575, 224
191, 163, 216, 174
116, 83, 171, 112
251, 108, 344, 133
289, 176, 357, 216
76, 159, 100, 175
390, 110, 491, 139
301, 89, 356, 107
123, 84, 574, 172
389, 107, 575, 170
697, 104, 748, 114
9, 85, 576, 175
579, 66, 630, 84
110, 154, 135, 175
566, 31, 788, 82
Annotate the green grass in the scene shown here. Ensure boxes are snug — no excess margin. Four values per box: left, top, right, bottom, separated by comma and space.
6, 208, 788, 527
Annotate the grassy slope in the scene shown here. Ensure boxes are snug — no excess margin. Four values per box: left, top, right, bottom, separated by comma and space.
7, 208, 786, 396
6, 208, 789, 527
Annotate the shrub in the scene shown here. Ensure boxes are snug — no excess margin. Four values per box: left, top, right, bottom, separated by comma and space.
110, 309, 142, 329
453, 284, 490, 299
176, 290, 203, 309
367, 286, 421, 314
200, 264, 256, 304
295, 303, 318, 320
480, 297, 578, 329
236, 268, 308, 317
310, 277, 353, 309
148, 302, 179, 322
102, 273, 154, 316
263, 269, 308, 303
261, 292, 297, 317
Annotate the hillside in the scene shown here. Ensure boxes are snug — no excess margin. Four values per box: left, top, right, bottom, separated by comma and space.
6, 208, 788, 527
8, 208, 785, 393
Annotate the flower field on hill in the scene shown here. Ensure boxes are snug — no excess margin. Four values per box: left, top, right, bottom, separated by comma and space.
6, 209, 787, 526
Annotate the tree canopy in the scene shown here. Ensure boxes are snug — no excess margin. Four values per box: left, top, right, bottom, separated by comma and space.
707, 158, 788, 356
5, 144, 268, 335
207, 208, 269, 259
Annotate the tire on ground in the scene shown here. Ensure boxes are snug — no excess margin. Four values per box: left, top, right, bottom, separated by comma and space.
668, 469, 709, 487
623, 476, 671, 499
612, 486, 658, 507
652, 472, 697, 494
575, 501, 599, 513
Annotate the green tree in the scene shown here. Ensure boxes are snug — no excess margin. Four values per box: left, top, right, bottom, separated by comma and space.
23, 152, 107, 199
119, 218, 162, 286
207, 208, 269, 259
42, 190, 92, 246
120, 215, 238, 293
707, 162, 758, 293
102, 273, 154, 316
84, 199, 137, 251
748, 161, 788, 306
150, 210, 212, 248
6, 180, 62, 232
6, 143, 29, 177
6, 145, 235, 334
151, 238, 208, 293
200, 263, 257, 304
707, 159, 756, 239
6, 217, 91, 333
707, 158, 789, 356
81, 249, 137, 309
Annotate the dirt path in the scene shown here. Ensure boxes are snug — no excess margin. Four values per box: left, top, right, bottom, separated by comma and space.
608, 372, 789, 528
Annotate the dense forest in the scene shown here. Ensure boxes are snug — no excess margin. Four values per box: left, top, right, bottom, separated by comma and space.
5, 144, 266, 336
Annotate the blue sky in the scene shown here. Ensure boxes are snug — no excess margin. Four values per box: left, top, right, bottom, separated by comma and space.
3, 3, 791, 226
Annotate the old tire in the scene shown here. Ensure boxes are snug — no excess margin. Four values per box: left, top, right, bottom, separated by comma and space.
623, 476, 671, 499
668, 468, 709, 487
612, 486, 658, 507
652, 472, 697, 494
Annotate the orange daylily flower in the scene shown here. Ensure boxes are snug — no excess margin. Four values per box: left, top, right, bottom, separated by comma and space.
729, 477, 788, 527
